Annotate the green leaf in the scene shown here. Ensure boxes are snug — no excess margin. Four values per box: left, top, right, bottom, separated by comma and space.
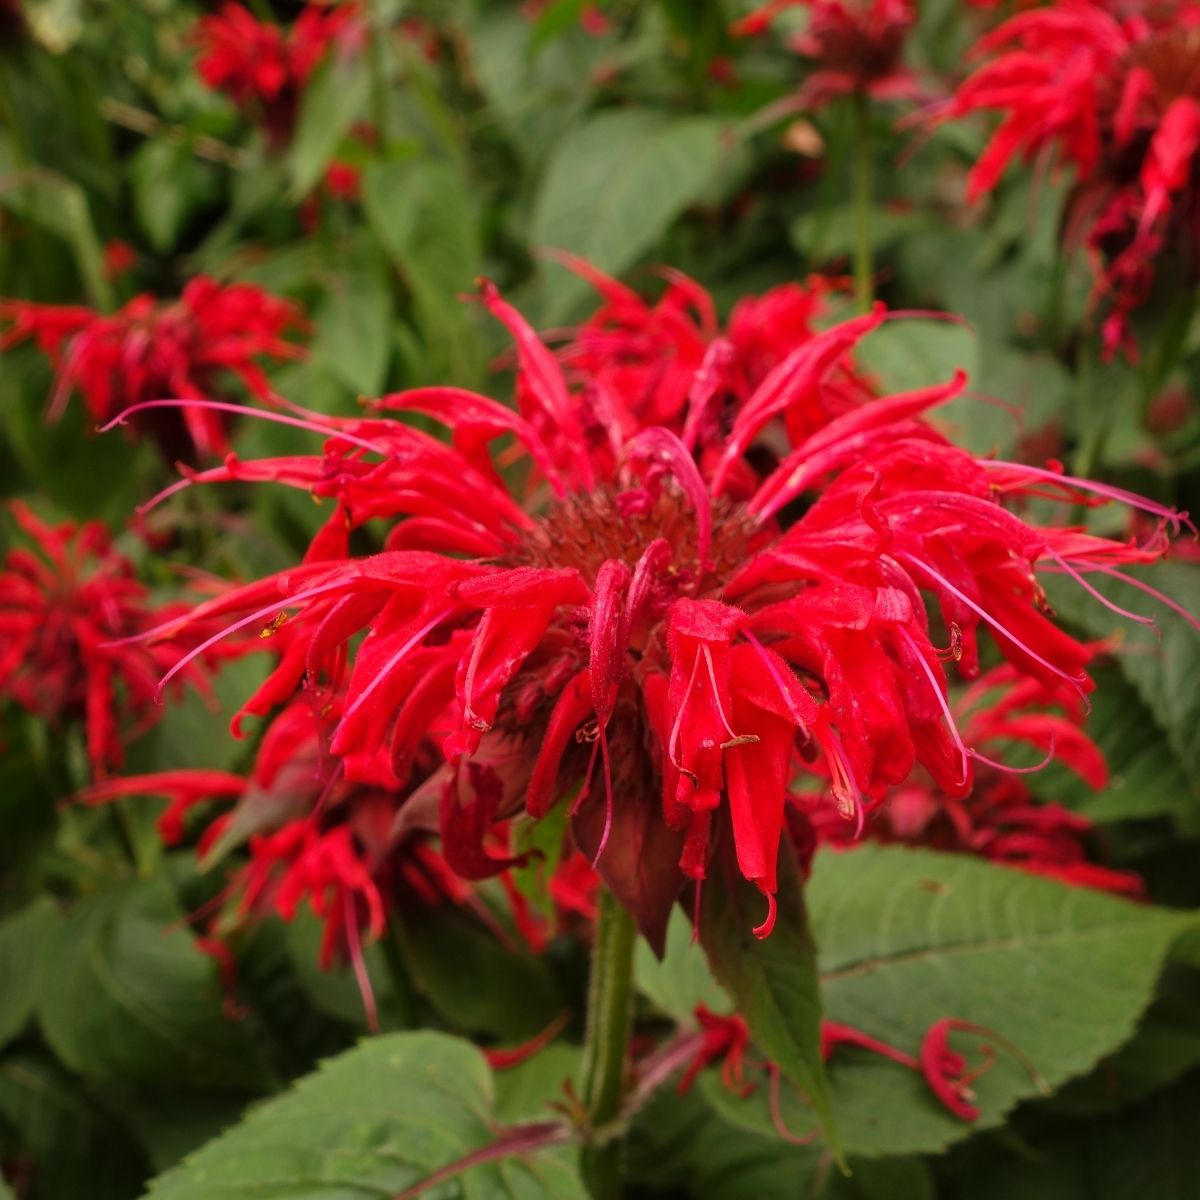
698, 844, 840, 1159
0, 897, 56, 1050
856, 319, 980, 396
286, 54, 370, 200
392, 901, 566, 1040
129, 139, 220, 254
312, 250, 394, 397
362, 157, 484, 383
635, 906, 727, 1023
0, 1050, 146, 1200
530, 109, 727, 319
0, 168, 112, 310
791, 845, 1185, 1156
141, 1032, 586, 1200
1047, 962, 1200, 1116
37, 878, 273, 1091
960, 1068, 1200, 1200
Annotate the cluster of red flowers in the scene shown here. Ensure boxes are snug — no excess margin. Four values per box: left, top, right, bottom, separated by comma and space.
0, 504, 202, 777
733, 0, 919, 108
194, 2, 363, 146
680, 1005, 1016, 1125
0, 277, 304, 459
944, 0, 1200, 359
798, 662, 1145, 896
112, 260, 1185, 973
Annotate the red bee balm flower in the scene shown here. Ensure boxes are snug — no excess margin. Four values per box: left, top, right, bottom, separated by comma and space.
0, 504, 203, 777
942, 0, 1200, 358
0, 277, 304, 460
194, 2, 362, 145
733, 0, 919, 108
136, 270, 1189, 952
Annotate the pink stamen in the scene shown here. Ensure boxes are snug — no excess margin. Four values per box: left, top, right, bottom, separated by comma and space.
700, 644, 757, 747
970, 739, 1057, 776
146, 579, 353, 699
668, 650, 705, 775
100, 398, 389, 457
894, 552, 1088, 697
822, 725, 866, 838
1041, 549, 1157, 629
766, 1064, 819, 1146
342, 890, 379, 1033
592, 728, 615, 868
981, 459, 1195, 536
898, 628, 970, 785
1086, 563, 1200, 633
341, 608, 454, 724
742, 629, 812, 737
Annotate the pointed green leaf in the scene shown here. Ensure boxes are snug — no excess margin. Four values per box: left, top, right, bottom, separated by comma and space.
706, 845, 1191, 1157
698, 844, 840, 1158
37, 879, 273, 1092
141, 1032, 585, 1199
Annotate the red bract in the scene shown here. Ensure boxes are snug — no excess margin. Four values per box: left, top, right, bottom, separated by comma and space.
130, 269, 1187, 953
0, 277, 304, 459
194, 2, 362, 145
942, 0, 1200, 358
0, 504, 202, 777
733, 0, 919, 108
799, 662, 1145, 896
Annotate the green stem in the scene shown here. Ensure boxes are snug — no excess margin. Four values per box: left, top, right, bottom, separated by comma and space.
851, 92, 874, 314
579, 889, 637, 1200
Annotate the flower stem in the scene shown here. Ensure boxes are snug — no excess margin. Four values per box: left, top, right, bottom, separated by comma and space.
851, 92, 874, 314
579, 888, 637, 1200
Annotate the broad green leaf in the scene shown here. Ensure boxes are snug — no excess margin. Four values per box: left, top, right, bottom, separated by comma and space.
1047, 962, 1200, 1116
362, 157, 484, 383
708, 845, 1189, 1157
530, 109, 727, 319
635, 906, 727, 1023
141, 1032, 586, 1200
0, 1050, 146, 1200
0, 897, 55, 1050
312, 251, 394, 397
698, 844, 840, 1158
393, 901, 565, 1040
467, 10, 602, 168
286, 54, 370, 200
37, 878, 273, 1091
493, 1043, 578, 1125
856, 319, 980, 397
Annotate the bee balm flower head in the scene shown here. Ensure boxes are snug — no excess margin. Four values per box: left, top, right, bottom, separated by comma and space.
132, 266, 1190, 954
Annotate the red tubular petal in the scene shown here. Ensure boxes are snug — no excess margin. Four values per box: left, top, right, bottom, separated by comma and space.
526, 670, 593, 818
588, 559, 631, 727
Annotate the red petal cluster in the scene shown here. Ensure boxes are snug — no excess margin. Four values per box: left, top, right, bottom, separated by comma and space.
678, 1005, 1009, 1122
194, 2, 363, 145
129, 263, 1184, 955
943, 0, 1200, 358
799, 661, 1146, 896
0, 277, 304, 459
733, 0, 919, 108
0, 503, 204, 776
